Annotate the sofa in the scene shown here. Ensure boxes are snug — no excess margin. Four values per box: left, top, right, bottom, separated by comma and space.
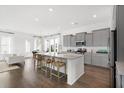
5, 55, 25, 65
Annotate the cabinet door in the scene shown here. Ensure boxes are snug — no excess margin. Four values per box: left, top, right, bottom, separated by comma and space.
76, 33, 82, 41
63, 35, 71, 47
67, 35, 71, 47
86, 33, 92, 46
93, 28, 110, 46
63, 35, 68, 47
76, 32, 86, 41
84, 52, 92, 64
70, 35, 76, 47
92, 53, 109, 68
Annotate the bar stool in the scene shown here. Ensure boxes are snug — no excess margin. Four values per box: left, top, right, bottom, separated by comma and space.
50, 57, 66, 80
40, 55, 48, 73
35, 54, 42, 69
41, 55, 53, 76
33, 53, 37, 61
33, 53, 37, 69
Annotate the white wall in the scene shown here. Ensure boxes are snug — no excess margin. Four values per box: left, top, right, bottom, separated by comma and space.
0, 31, 34, 60
12, 32, 34, 56
61, 21, 111, 35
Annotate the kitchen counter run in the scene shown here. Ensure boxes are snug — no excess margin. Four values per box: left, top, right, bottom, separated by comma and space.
36, 53, 83, 59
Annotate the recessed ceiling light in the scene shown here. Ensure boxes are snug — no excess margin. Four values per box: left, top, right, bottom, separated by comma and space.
71, 22, 75, 25
93, 14, 96, 18
34, 18, 39, 22
71, 22, 78, 25
48, 8, 53, 12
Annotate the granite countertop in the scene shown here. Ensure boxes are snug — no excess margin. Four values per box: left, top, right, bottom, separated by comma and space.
36, 53, 83, 59
116, 62, 124, 75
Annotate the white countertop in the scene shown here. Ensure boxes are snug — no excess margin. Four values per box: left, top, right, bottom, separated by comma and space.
36, 52, 83, 59
116, 62, 124, 75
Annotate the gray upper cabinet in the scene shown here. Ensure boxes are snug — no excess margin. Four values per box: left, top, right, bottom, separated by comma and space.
86, 33, 93, 46
70, 35, 76, 47
67, 35, 71, 47
63, 35, 68, 47
76, 32, 86, 41
92, 28, 110, 46
63, 32, 87, 47
63, 35, 71, 47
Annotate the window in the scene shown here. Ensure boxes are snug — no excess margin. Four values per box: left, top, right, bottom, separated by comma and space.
44, 40, 50, 52
55, 38, 59, 53
25, 40, 31, 53
0, 37, 12, 54
34, 37, 42, 51
44, 37, 60, 53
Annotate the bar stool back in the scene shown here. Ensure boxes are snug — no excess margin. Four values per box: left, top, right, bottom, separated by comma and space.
50, 57, 66, 80
41, 55, 48, 73
41, 55, 52, 76
35, 54, 42, 68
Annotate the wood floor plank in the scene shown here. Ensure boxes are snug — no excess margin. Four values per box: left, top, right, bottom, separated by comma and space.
0, 59, 111, 88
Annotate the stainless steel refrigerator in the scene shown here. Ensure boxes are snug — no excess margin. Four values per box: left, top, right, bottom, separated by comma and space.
115, 5, 124, 88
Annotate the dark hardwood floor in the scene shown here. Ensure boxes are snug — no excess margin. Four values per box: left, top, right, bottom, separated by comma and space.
0, 59, 111, 88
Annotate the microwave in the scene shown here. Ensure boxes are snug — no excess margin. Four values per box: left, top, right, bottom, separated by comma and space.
76, 41, 86, 46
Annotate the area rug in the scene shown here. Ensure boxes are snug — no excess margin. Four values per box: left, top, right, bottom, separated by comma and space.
0, 62, 20, 73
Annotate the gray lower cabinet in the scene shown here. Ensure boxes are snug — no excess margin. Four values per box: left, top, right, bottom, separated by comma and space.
86, 33, 92, 46
84, 52, 92, 64
92, 28, 110, 46
92, 53, 109, 68
84, 52, 109, 68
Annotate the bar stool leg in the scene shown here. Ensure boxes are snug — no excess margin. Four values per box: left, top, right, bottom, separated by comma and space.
65, 63, 66, 76
50, 63, 54, 79
34, 60, 35, 69
57, 66, 60, 81
45, 63, 48, 75
41, 60, 43, 70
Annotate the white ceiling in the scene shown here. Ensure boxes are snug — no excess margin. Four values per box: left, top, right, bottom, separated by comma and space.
0, 5, 113, 36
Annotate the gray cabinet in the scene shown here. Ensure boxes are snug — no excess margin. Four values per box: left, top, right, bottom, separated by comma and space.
63, 35, 71, 47
92, 28, 110, 46
63, 35, 76, 47
86, 33, 93, 46
63, 35, 68, 47
84, 52, 109, 68
76, 32, 86, 41
84, 52, 92, 64
92, 53, 109, 68
70, 35, 76, 47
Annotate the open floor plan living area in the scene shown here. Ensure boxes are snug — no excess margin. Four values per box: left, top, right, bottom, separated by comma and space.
0, 5, 124, 88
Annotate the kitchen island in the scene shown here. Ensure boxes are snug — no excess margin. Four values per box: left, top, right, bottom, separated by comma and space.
37, 53, 84, 85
